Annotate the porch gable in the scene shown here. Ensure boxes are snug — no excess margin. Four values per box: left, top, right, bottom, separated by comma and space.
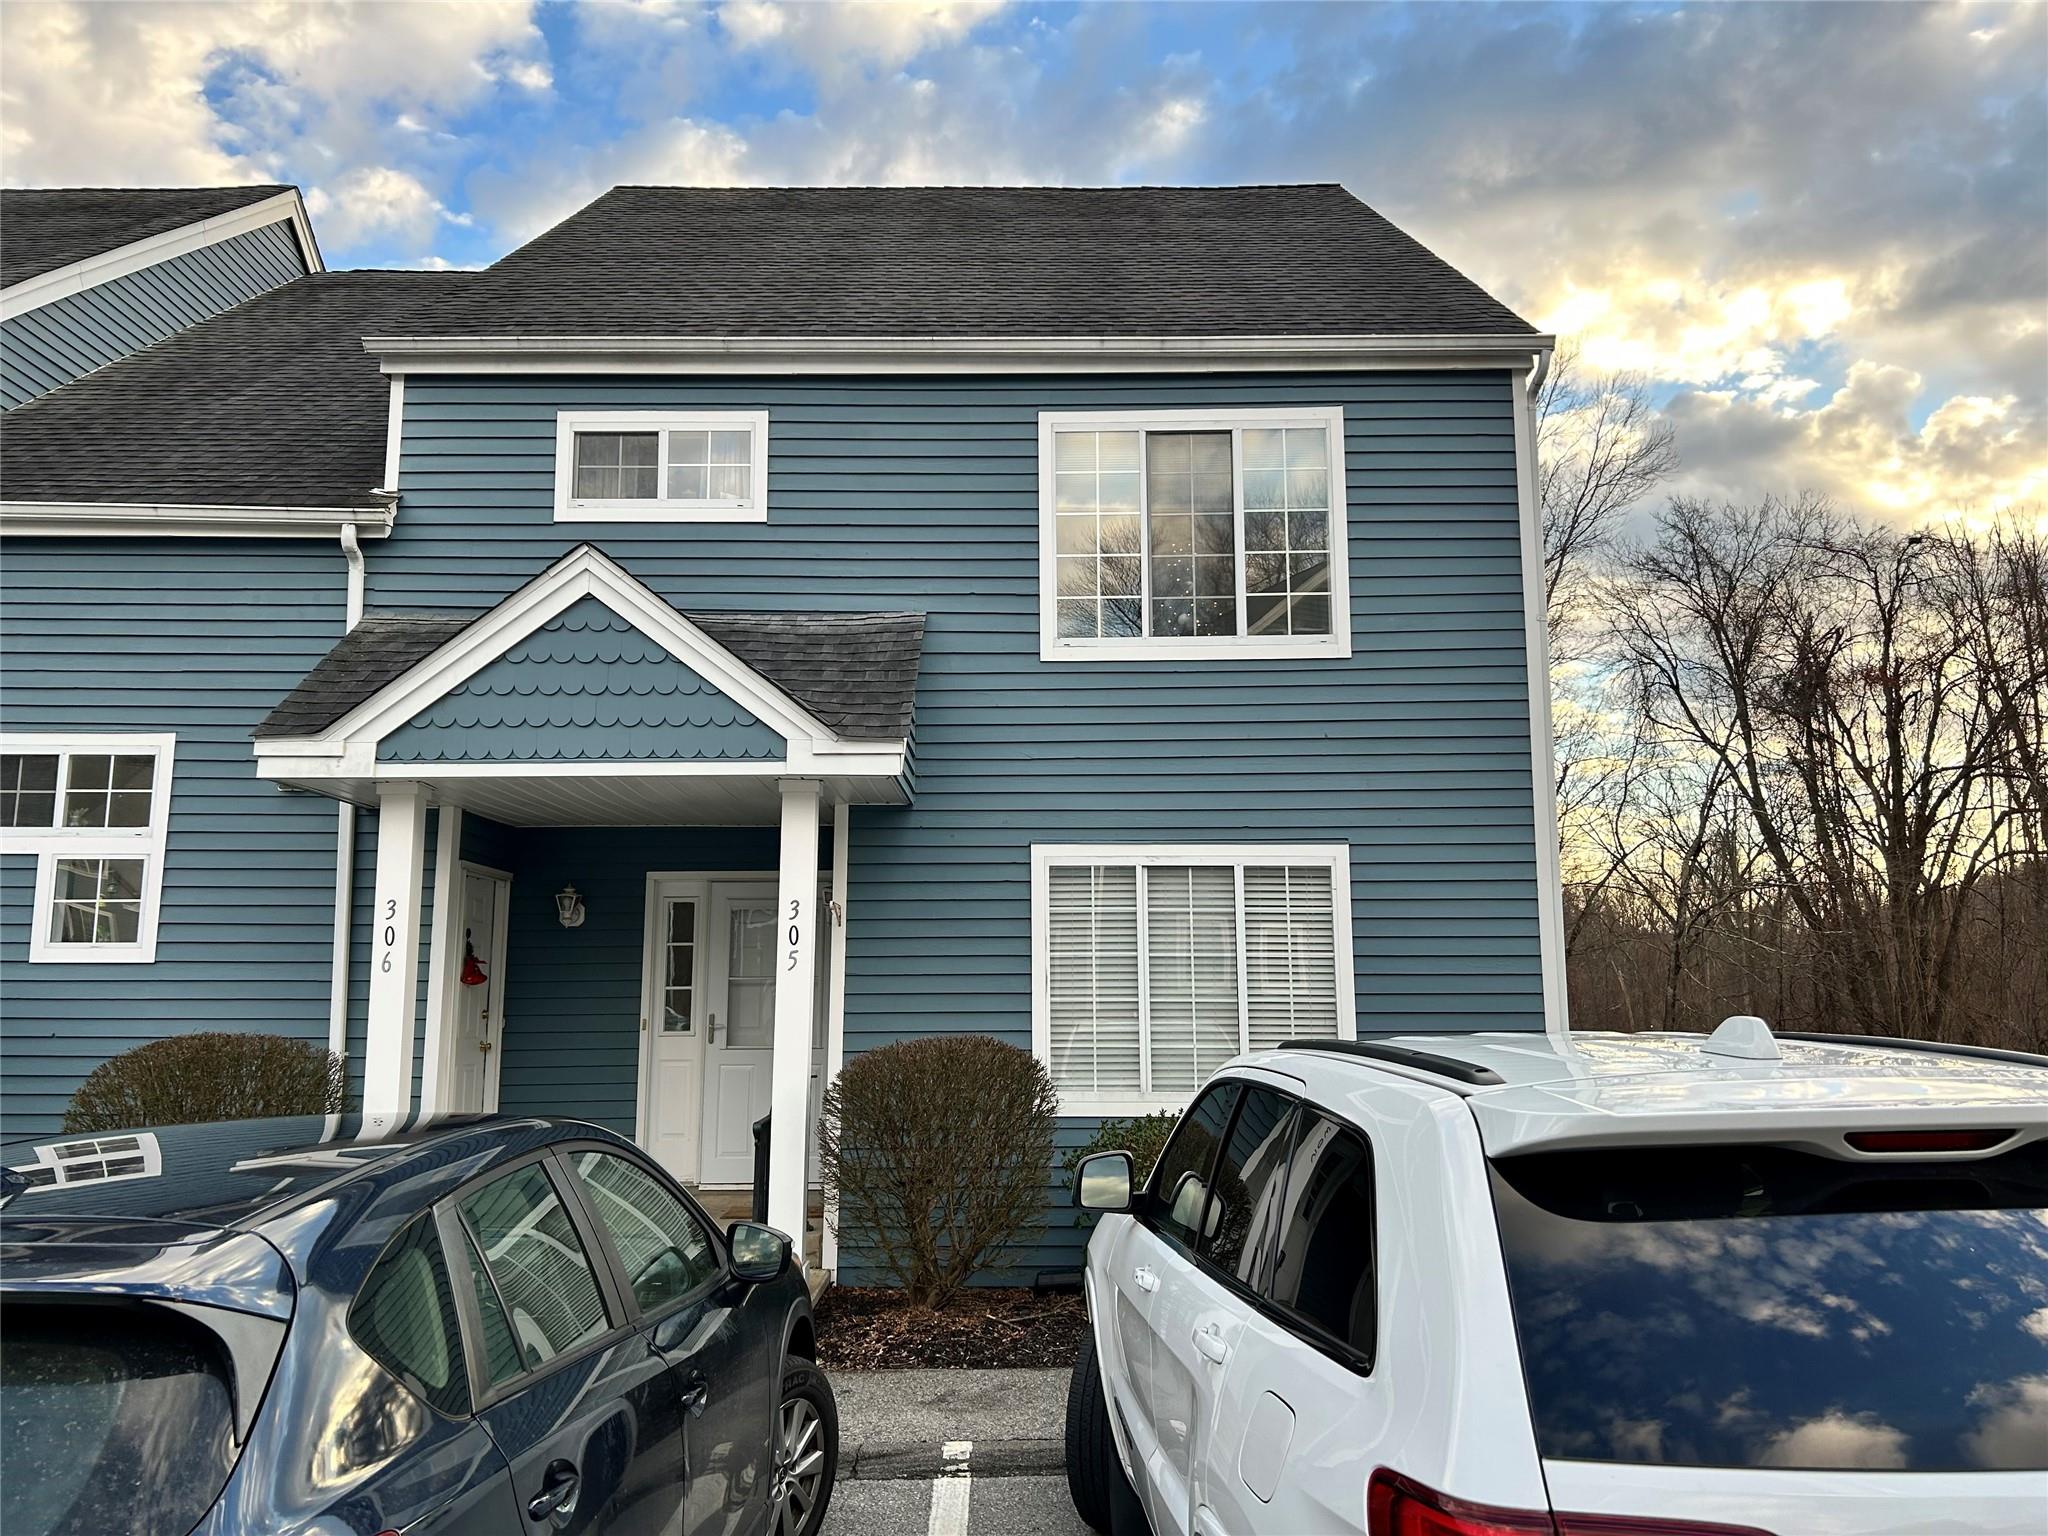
379, 595, 784, 764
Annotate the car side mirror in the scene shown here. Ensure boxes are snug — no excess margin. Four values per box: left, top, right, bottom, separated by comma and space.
729, 1221, 791, 1283
1075, 1150, 1134, 1212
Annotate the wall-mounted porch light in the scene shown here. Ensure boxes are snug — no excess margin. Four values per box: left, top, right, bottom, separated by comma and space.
555, 885, 586, 929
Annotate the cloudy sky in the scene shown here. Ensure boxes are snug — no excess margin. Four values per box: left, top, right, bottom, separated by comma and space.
4, 0, 2042, 525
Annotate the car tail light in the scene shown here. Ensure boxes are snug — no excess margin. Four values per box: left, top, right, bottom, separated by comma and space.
1368, 1469, 1555, 1535
1368, 1471, 1775, 1536
1844, 1128, 2013, 1153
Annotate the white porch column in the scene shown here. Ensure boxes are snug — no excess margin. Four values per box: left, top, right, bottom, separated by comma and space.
362, 783, 428, 1130
767, 778, 822, 1247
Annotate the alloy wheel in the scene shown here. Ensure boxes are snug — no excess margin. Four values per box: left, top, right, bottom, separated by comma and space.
769, 1394, 825, 1536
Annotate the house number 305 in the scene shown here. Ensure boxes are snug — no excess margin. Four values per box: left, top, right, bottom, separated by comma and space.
380, 898, 398, 973
785, 898, 803, 971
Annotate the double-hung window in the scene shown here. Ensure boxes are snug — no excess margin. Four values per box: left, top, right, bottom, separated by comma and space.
554, 410, 770, 522
1031, 844, 1355, 1113
0, 734, 175, 964
1038, 407, 1350, 660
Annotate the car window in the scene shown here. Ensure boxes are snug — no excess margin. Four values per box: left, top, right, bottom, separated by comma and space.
1145, 1082, 1240, 1250
566, 1149, 720, 1311
1267, 1110, 1376, 1363
351, 1214, 469, 1414
1492, 1139, 2048, 1471
1196, 1085, 1297, 1292
456, 1223, 527, 1386
459, 1163, 612, 1378
0, 1304, 238, 1536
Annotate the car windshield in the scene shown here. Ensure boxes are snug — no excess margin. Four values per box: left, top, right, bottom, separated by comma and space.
0, 1303, 240, 1536
1489, 1138, 2048, 1472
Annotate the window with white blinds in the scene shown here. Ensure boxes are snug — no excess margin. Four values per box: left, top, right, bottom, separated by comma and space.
1035, 846, 1352, 1108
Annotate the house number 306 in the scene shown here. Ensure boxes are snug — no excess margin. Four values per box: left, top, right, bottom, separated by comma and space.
380, 898, 398, 973
785, 898, 803, 971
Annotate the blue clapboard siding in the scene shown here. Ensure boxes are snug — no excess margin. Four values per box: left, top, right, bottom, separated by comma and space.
0, 220, 307, 410
385, 370, 1545, 1281
0, 540, 349, 1134
382, 596, 783, 763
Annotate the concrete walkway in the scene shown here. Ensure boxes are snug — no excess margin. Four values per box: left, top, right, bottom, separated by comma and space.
825, 1367, 1091, 1535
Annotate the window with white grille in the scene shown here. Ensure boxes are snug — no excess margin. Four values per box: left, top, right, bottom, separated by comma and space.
0, 734, 175, 964
554, 410, 770, 523
1034, 845, 1353, 1111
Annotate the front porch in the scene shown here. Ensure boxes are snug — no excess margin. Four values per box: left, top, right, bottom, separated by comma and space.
251, 546, 925, 1274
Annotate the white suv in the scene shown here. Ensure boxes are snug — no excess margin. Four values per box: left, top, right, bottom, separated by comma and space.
1063, 1021, 2048, 1536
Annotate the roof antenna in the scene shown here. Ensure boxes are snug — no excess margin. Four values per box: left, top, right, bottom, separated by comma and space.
1702, 1015, 1780, 1061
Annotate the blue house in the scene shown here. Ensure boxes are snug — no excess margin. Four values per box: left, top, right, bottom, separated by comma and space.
0, 183, 1564, 1282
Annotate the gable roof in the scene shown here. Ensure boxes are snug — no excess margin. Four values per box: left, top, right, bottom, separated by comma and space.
257, 608, 925, 742
375, 183, 1536, 342
0, 269, 469, 511
0, 185, 299, 289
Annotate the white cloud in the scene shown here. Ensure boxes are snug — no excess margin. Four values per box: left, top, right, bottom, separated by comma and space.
1758, 1411, 1909, 1471
305, 165, 457, 251
718, 0, 1008, 76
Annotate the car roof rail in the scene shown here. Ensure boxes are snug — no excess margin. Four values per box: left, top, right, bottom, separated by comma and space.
1774, 1031, 2048, 1069
1271, 1038, 1506, 1087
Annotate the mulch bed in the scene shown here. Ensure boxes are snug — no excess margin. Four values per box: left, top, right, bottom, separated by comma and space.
814, 1286, 1088, 1370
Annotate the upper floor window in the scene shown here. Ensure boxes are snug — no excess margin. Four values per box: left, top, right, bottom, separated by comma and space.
0, 734, 175, 964
1038, 407, 1350, 661
1031, 843, 1355, 1114
554, 411, 769, 523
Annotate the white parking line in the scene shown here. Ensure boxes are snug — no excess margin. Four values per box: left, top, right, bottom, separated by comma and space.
927, 1439, 973, 1536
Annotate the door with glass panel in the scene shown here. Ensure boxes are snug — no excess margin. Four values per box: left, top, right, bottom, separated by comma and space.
700, 883, 780, 1186
643, 882, 705, 1185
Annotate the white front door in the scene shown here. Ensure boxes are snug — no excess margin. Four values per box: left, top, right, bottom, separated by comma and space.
701, 883, 780, 1185
446, 866, 510, 1113
642, 884, 706, 1185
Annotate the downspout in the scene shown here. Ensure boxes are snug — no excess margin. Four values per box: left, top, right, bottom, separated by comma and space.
1527, 344, 1552, 398
328, 521, 366, 1068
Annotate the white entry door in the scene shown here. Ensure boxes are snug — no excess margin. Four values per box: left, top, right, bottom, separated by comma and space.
700, 883, 780, 1185
445, 866, 510, 1113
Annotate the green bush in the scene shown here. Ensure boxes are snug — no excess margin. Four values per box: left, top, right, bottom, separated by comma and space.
1061, 1110, 1181, 1225
64, 1032, 348, 1133
819, 1035, 1058, 1309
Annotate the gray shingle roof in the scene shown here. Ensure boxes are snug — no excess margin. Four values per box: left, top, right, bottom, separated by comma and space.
1, 185, 295, 289
378, 184, 1535, 341
256, 609, 924, 743
0, 270, 470, 509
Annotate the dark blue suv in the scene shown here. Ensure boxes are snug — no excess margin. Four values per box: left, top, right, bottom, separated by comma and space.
0, 1114, 836, 1536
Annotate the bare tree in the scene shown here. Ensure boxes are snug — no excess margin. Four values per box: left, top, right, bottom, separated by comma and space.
1535, 341, 1679, 658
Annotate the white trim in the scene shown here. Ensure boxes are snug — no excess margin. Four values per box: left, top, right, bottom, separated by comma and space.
383, 375, 406, 493
253, 748, 908, 784
821, 803, 850, 1279
0, 501, 396, 539
3, 732, 176, 965
1510, 370, 1571, 1035
362, 782, 428, 1120
768, 780, 822, 1244
417, 806, 464, 1115
1036, 406, 1351, 662
553, 410, 770, 523
0, 188, 324, 321
1028, 841, 1357, 1117
363, 332, 1555, 377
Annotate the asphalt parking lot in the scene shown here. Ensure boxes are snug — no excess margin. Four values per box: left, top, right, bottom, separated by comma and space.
823, 1367, 1094, 1536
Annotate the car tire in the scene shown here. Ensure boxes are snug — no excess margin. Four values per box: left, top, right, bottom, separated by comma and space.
772, 1360, 839, 1536
1065, 1328, 1134, 1533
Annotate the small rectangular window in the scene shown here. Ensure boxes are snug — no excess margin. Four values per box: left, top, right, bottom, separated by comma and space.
555, 411, 769, 523
1040, 407, 1349, 660
1034, 844, 1353, 1113
2, 735, 175, 965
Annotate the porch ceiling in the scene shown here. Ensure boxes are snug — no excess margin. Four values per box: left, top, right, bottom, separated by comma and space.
271, 766, 904, 825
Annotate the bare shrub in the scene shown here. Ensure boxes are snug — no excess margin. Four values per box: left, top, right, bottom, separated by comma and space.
819, 1035, 1058, 1309
64, 1032, 347, 1133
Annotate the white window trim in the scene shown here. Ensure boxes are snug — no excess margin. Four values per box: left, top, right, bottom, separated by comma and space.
1030, 842, 1357, 1116
1036, 405, 1352, 662
554, 409, 770, 523
2, 732, 175, 965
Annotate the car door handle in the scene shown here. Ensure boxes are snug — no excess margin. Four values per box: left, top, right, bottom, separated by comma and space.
680, 1373, 709, 1416
527, 1462, 581, 1521
1133, 1265, 1159, 1293
1193, 1325, 1230, 1365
